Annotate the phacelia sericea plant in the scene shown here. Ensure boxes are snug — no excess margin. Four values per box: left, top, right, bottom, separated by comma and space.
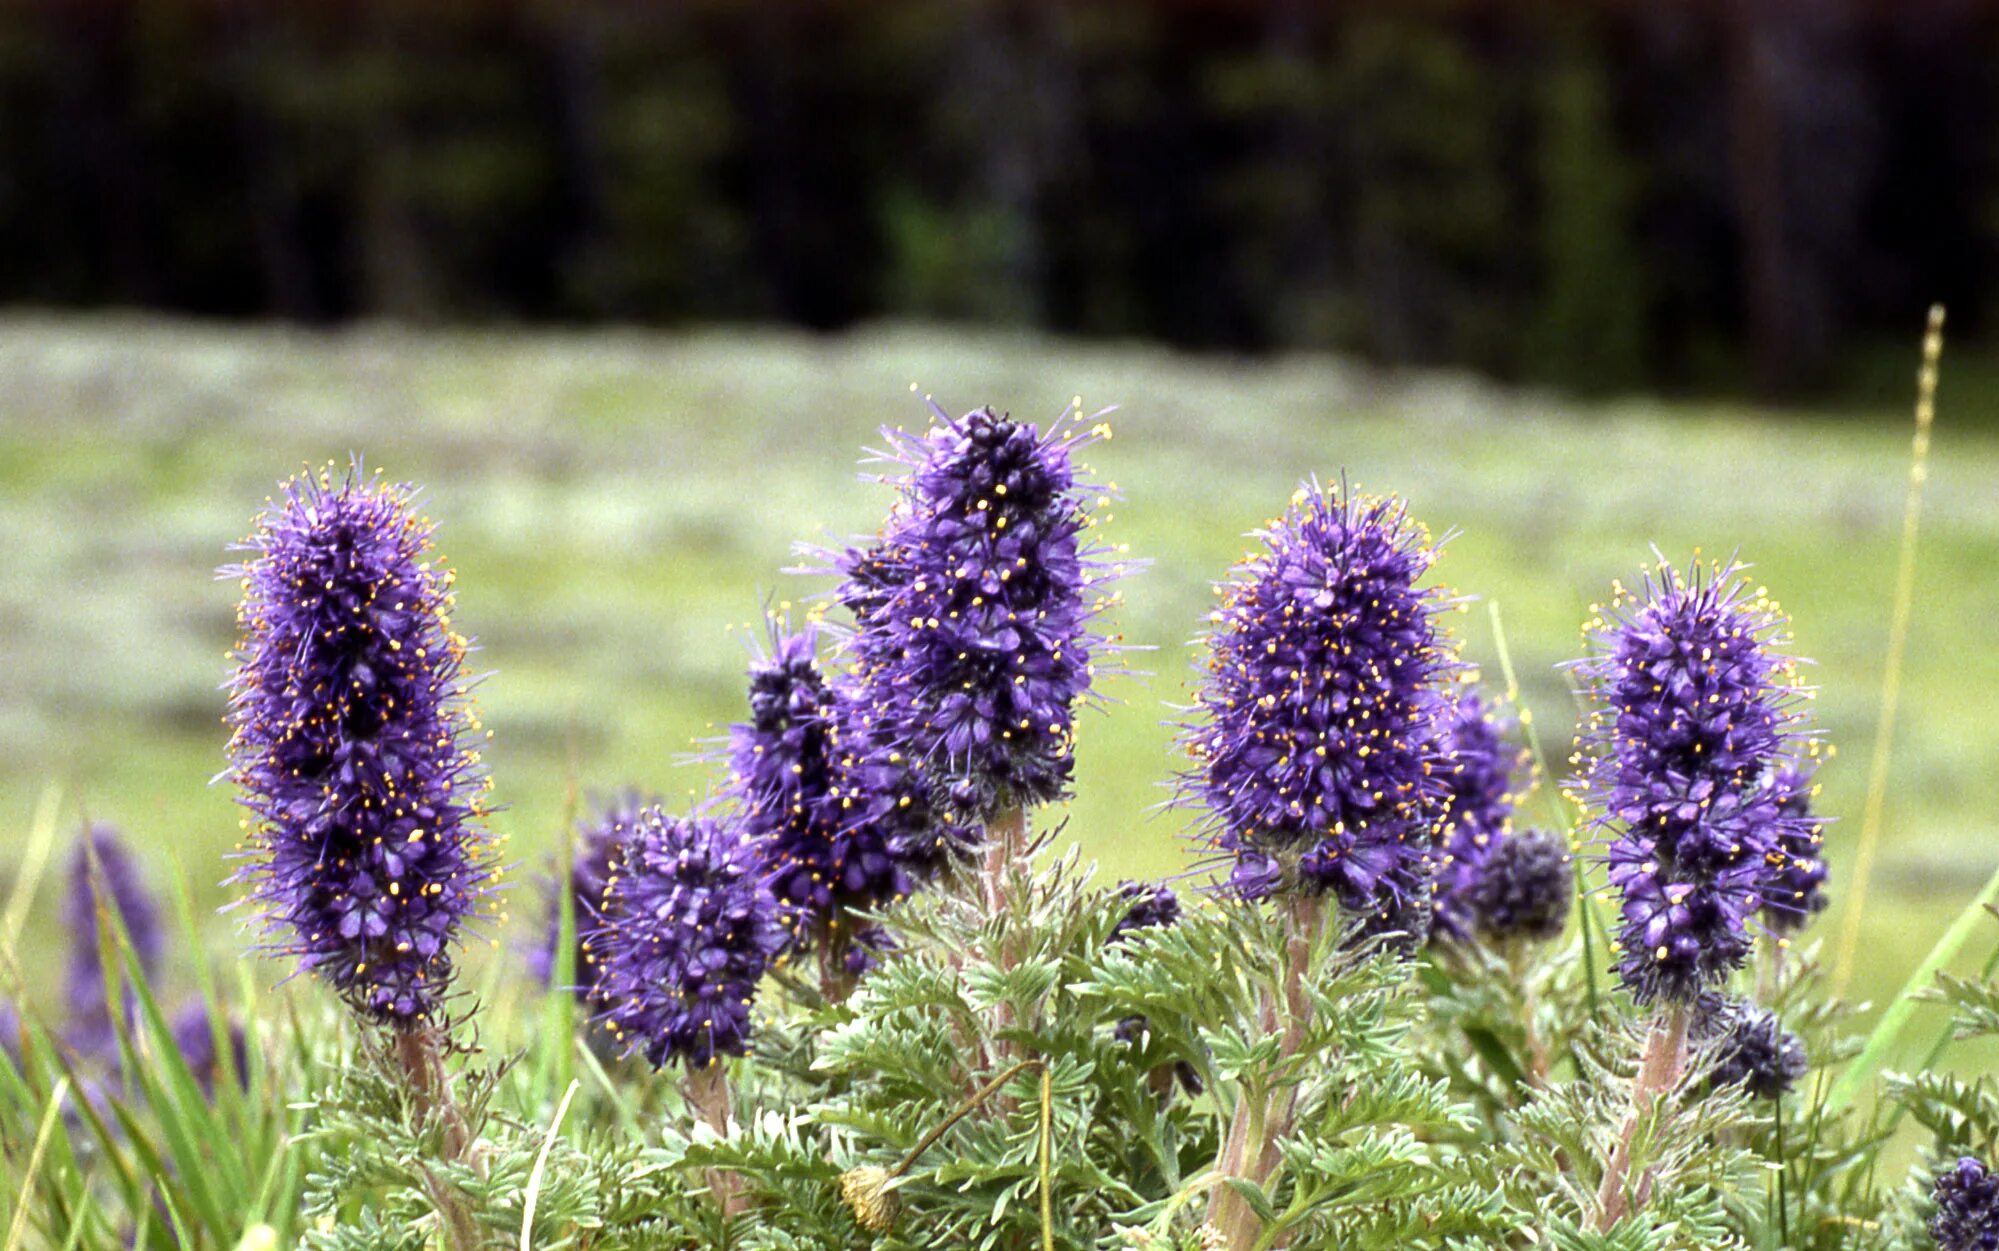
588, 807, 789, 1071
223, 465, 500, 1026
1180, 481, 1458, 928
1569, 555, 1816, 1005
827, 398, 1131, 854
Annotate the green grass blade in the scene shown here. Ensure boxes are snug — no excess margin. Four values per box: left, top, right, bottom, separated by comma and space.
1824, 858, 1999, 1116
5, 1077, 71, 1251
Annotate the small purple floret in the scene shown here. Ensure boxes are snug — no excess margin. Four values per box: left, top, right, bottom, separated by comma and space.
223, 466, 500, 1025
1180, 483, 1455, 925
589, 808, 789, 1070
1570, 557, 1813, 1004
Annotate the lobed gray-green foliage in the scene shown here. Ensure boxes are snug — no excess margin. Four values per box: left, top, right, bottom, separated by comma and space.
8, 815, 1999, 1249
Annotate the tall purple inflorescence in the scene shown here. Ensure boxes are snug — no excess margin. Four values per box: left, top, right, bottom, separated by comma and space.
831, 399, 1127, 839
64, 823, 164, 1053
1931, 1156, 1999, 1251
727, 620, 912, 946
1569, 556, 1813, 1005
530, 792, 651, 996
1180, 482, 1456, 929
1763, 760, 1830, 934
589, 808, 789, 1070
1429, 686, 1533, 943
224, 466, 500, 1026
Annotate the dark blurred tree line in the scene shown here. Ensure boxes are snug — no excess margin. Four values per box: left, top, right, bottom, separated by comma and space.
0, 0, 1987, 394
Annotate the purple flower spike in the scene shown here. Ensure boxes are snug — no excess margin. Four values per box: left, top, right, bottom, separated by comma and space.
1179, 482, 1457, 924
64, 823, 163, 1054
1569, 556, 1813, 1005
1429, 688, 1533, 943
223, 465, 500, 1026
832, 400, 1129, 833
531, 792, 652, 997
1932, 1156, 1999, 1251
1762, 760, 1830, 934
589, 808, 789, 1070
728, 620, 914, 945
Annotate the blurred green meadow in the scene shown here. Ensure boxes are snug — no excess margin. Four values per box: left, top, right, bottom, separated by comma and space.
2, 313, 1996, 1032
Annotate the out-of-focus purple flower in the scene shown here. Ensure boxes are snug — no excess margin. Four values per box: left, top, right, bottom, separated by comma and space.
1110, 882, 1180, 944
1180, 483, 1456, 923
1429, 687, 1533, 943
1931, 1156, 1999, 1251
829, 400, 1128, 834
1697, 997, 1805, 1101
1569, 556, 1812, 1005
530, 792, 651, 997
589, 808, 790, 1069
1104, 881, 1200, 1097
0, 999, 20, 1066
63, 824, 163, 1055
727, 621, 913, 947
1763, 761, 1830, 934
223, 466, 500, 1026
1464, 829, 1572, 944
169, 999, 249, 1095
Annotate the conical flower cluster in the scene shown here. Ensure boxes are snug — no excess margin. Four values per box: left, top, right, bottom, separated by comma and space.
589, 808, 789, 1069
1569, 556, 1814, 1004
224, 466, 499, 1025
727, 621, 912, 945
834, 400, 1127, 834
1429, 687, 1533, 943
1181, 482, 1456, 923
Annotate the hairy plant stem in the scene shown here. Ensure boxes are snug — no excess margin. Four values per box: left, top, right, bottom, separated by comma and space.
817, 919, 859, 1003
392, 1024, 477, 1251
982, 804, 1030, 1093
684, 1062, 748, 1220
1593, 1003, 1691, 1231
981, 804, 1028, 921
1208, 892, 1324, 1250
